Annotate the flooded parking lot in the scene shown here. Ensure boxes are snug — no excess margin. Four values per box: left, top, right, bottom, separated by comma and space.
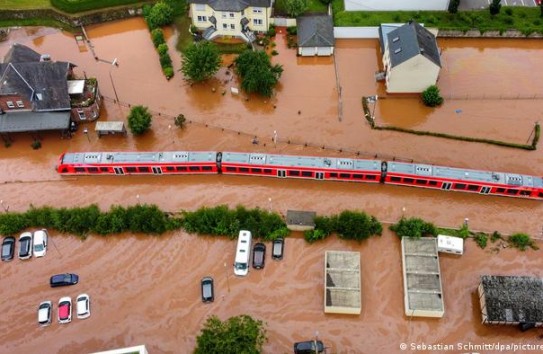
0, 19, 542, 353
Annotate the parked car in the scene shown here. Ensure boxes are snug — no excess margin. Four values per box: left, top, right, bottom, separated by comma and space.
252, 243, 266, 269
58, 297, 72, 324
38, 301, 52, 327
50, 273, 79, 287
272, 238, 284, 260
76, 294, 91, 319
293, 340, 325, 354
33, 229, 48, 258
1, 236, 15, 261
18, 232, 33, 260
201, 277, 214, 303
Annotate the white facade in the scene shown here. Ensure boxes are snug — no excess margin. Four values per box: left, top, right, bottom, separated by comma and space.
437, 235, 464, 255
345, 0, 450, 11
298, 46, 334, 56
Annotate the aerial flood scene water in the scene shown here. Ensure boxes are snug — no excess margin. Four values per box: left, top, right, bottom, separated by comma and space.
1, 14, 543, 354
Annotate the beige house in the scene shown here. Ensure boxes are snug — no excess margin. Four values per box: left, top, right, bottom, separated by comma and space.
380, 21, 441, 93
188, 0, 273, 42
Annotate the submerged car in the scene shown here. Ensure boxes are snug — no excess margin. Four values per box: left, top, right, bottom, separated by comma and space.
76, 294, 91, 319
1, 236, 15, 261
293, 340, 325, 354
252, 243, 266, 269
38, 301, 52, 327
272, 238, 284, 260
58, 297, 72, 324
50, 273, 79, 287
201, 277, 214, 303
33, 229, 48, 258
18, 232, 33, 260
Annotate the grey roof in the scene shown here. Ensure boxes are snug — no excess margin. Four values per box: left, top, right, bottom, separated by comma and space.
286, 210, 316, 227
297, 15, 335, 48
386, 21, 441, 68
189, 0, 270, 12
0, 111, 70, 132
3, 43, 41, 63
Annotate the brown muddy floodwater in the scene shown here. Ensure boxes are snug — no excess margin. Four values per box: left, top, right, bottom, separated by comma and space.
0, 19, 542, 353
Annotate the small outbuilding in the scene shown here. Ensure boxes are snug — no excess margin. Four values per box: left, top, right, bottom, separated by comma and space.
286, 210, 316, 231
95, 121, 127, 138
437, 235, 464, 255
297, 15, 335, 57
324, 251, 361, 315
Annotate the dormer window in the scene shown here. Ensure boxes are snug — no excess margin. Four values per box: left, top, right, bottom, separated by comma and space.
394, 48, 402, 54
36, 93, 43, 101
392, 37, 399, 43
6, 101, 14, 109
16, 100, 24, 108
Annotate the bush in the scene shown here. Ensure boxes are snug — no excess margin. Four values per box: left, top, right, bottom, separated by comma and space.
175, 114, 186, 128
505, 7, 514, 16
421, 85, 444, 107
163, 66, 174, 79
157, 43, 169, 56
159, 51, 172, 67
267, 27, 276, 37
473, 233, 488, 249
151, 28, 165, 47
51, 0, 142, 13
271, 50, 278, 56
336, 210, 382, 241
490, 231, 502, 242
127, 105, 152, 135
146, 1, 175, 29
286, 26, 297, 35
0, 212, 29, 235
390, 217, 437, 238
508, 233, 537, 251
304, 229, 329, 243
31, 140, 41, 149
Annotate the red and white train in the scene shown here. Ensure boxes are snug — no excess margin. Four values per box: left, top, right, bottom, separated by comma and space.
56, 151, 543, 201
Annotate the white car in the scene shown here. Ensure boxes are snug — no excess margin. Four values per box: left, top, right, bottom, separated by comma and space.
58, 297, 72, 324
38, 301, 52, 327
33, 229, 48, 258
76, 294, 91, 319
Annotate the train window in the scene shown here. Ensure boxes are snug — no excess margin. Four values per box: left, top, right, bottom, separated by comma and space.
202, 166, 212, 171
340, 173, 351, 178
467, 185, 479, 191
353, 174, 364, 179
330, 173, 338, 178
366, 175, 376, 180
75, 167, 85, 173
428, 181, 438, 186
390, 176, 401, 182
166, 166, 175, 171
126, 167, 137, 173
520, 190, 531, 196
454, 183, 466, 189
415, 179, 427, 185
403, 178, 414, 184
251, 168, 262, 173
138, 167, 150, 173
189, 166, 200, 171
176, 166, 188, 171
87, 167, 99, 173
100, 167, 109, 172
497, 188, 505, 193
506, 189, 518, 195
301, 171, 313, 177
263, 169, 272, 174
239, 167, 249, 173
289, 170, 300, 176
539, 192, 543, 198
226, 167, 236, 172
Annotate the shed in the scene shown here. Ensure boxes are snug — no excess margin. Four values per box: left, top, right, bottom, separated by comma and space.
286, 210, 316, 231
297, 15, 335, 57
324, 251, 361, 315
95, 121, 127, 138
437, 235, 464, 255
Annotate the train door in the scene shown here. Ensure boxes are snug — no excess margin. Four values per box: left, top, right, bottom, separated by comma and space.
152, 167, 162, 175
277, 170, 286, 178
114, 167, 124, 175
315, 172, 324, 180
441, 182, 452, 190
480, 186, 491, 194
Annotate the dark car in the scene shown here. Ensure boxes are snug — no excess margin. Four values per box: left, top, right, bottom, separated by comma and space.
293, 340, 325, 354
272, 238, 284, 260
1, 236, 15, 261
252, 243, 266, 269
50, 273, 79, 287
18, 232, 33, 260
201, 277, 214, 303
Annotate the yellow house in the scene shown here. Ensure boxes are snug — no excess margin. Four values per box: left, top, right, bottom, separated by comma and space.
188, 0, 273, 42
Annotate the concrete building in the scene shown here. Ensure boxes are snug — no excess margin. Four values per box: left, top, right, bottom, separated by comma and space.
380, 21, 441, 93
401, 237, 444, 318
345, 0, 450, 11
297, 15, 335, 57
324, 251, 361, 315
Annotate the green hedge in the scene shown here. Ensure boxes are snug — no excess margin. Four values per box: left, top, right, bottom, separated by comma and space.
51, 0, 148, 14
304, 210, 382, 243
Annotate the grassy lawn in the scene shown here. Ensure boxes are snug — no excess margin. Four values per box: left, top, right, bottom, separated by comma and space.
333, 0, 543, 34
275, 0, 328, 16
0, 0, 51, 9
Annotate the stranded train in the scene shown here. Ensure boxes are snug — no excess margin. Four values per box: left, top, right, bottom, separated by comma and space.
56, 151, 543, 201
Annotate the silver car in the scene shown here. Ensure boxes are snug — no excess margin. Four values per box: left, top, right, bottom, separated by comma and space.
38, 301, 52, 327
76, 294, 91, 319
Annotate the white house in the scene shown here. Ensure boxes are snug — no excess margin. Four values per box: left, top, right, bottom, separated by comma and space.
345, 0, 450, 11
380, 21, 441, 93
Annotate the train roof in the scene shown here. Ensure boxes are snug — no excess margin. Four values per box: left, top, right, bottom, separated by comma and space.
221, 152, 382, 171
61, 151, 217, 165
388, 161, 543, 188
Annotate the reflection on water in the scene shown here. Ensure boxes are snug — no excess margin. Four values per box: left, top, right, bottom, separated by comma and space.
0, 19, 542, 353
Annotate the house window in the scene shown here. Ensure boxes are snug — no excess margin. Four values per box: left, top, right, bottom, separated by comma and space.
6, 101, 14, 109
253, 19, 262, 25
230, 24, 235, 30
222, 13, 227, 18
195, 4, 205, 10
77, 109, 86, 120
229, 12, 235, 18
223, 23, 228, 29
16, 100, 24, 108
394, 47, 402, 54
392, 36, 399, 43
253, 7, 263, 13
197, 15, 207, 22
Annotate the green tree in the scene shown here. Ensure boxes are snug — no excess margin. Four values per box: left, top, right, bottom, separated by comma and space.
284, 0, 308, 17
151, 28, 165, 47
235, 50, 283, 97
127, 105, 152, 135
146, 1, 175, 29
448, 0, 460, 14
194, 315, 267, 354
181, 41, 221, 82
336, 210, 382, 241
489, 0, 501, 15
421, 85, 444, 107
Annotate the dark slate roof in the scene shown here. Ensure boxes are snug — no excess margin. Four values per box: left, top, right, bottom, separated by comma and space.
189, 0, 270, 12
386, 21, 441, 69
3, 43, 41, 63
286, 210, 316, 227
297, 15, 335, 48
0, 111, 70, 133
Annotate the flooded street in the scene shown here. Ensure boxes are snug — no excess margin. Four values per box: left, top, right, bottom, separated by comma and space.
0, 19, 543, 353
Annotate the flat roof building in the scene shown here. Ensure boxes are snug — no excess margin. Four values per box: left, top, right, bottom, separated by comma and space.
324, 251, 361, 315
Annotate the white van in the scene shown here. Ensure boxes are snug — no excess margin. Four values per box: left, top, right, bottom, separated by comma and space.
234, 230, 252, 276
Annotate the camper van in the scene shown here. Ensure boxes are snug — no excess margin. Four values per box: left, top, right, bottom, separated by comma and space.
234, 230, 252, 276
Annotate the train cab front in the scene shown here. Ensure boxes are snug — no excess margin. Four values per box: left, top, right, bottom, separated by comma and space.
55, 153, 67, 174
